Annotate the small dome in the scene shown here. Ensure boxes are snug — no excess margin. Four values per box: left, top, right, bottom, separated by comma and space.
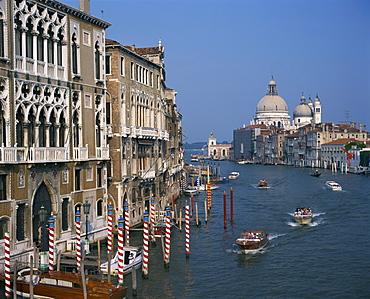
293, 102, 313, 118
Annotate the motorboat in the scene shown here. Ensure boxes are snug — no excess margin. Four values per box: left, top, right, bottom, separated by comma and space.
228, 172, 240, 179
257, 180, 269, 188
236, 230, 269, 252
325, 181, 342, 191
309, 170, 321, 177
293, 207, 313, 225
183, 186, 199, 196
196, 183, 220, 191
100, 246, 142, 275
7, 268, 127, 299
210, 177, 229, 184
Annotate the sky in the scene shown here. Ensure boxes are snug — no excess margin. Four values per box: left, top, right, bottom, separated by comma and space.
63, 0, 370, 143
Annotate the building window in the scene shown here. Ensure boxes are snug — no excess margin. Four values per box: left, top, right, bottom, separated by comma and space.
37, 24, 44, 61
75, 169, 81, 191
72, 33, 78, 74
0, 175, 6, 200
120, 56, 125, 76
47, 28, 54, 64
95, 42, 101, 80
105, 54, 111, 74
26, 20, 33, 59
15, 18, 22, 56
16, 204, 25, 241
130, 62, 134, 79
83, 31, 90, 46
61, 198, 69, 231
86, 167, 93, 181
96, 199, 103, 217
84, 94, 92, 108
97, 167, 103, 188
0, 217, 8, 239
0, 19, 4, 57
106, 102, 111, 124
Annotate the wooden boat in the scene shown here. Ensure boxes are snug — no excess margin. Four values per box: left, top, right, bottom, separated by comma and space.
325, 181, 342, 191
309, 170, 321, 177
257, 180, 269, 188
228, 172, 240, 179
294, 207, 313, 224
9, 268, 127, 299
236, 230, 269, 252
100, 246, 142, 275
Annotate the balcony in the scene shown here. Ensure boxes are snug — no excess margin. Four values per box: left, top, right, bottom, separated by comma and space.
73, 146, 88, 161
120, 125, 131, 136
0, 146, 68, 163
96, 147, 109, 160
139, 168, 156, 180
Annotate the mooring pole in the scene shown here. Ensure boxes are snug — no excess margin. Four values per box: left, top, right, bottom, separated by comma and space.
230, 187, 234, 222
223, 191, 227, 229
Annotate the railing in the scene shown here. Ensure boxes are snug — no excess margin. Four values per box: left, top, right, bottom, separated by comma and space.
96, 147, 109, 159
57, 65, 65, 80
0, 147, 68, 163
37, 61, 46, 75
73, 146, 88, 161
121, 125, 131, 136
26, 58, 35, 73
15, 56, 23, 70
48, 63, 56, 78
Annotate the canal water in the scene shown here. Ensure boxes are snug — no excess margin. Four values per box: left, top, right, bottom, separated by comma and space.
4, 157, 370, 298
121, 159, 370, 298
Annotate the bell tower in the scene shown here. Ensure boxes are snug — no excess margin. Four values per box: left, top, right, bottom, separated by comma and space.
314, 94, 322, 124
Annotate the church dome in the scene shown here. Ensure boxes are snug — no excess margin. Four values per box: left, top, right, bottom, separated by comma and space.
293, 93, 313, 118
256, 79, 288, 113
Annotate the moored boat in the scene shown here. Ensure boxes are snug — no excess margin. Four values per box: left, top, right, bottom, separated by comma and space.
257, 180, 269, 188
228, 172, 240, 179
210, 177, 229, 184
183, 186, 199, 196
293, 207, 313, 224
236, 230, 269, 252
8, 269, 127, 299
100, 246, 142, 275
325, 181, 342, 191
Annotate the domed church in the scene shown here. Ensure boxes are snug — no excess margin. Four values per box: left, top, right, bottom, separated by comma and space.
252, 77, 291, 128
251, 77, 322, 129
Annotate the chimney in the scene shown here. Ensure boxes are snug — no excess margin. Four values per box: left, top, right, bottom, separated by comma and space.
359, 123, 363, 132
80, 0, 90, 14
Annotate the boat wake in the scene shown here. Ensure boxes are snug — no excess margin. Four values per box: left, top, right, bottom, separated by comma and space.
268, 233, 285, 240
286, 218, 324, 227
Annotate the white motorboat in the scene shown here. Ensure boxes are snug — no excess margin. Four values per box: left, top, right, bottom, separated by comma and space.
228, 172, 240, 179
325, 181, 342, 191
100, 246, 142, 275
183, 186, 199, 196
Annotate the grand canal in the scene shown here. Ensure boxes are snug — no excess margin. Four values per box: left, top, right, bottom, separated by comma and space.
5, 157, 370, 298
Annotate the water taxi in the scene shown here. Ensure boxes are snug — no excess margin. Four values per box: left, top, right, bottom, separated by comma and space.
293, 207, 313, 225
236, 230, 269, 252
100, 246, 142, 275
309, 170, 321, 177
325, 181, 342, 191
228, 172, 240, 179
257, 180, 269, 188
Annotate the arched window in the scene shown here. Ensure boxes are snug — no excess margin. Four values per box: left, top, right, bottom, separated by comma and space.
71, 33, 77, 74
26, 19, 33, 58
15, 17, 22, 56
0, 106, 5, 145
37, 24, 44, 61
16, 108, 24, 146
49, 110, 56, 147
73, 111, 79, 147
57, 29, 63, 66
39, 109, 46, 147
96, 114, 101, 147
47, 27, 54, 64
0, 14, 4, 57
95, 42, 100, 80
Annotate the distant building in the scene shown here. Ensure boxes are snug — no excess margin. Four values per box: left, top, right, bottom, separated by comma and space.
206, 133, 232, 160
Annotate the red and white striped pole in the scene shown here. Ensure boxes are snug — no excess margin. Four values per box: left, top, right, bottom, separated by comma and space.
107, 205, 113, 254
185, 205, 190, 258
164, 207, 171, 268
4, 232, 11, 297
117, 215, 124, 285
150, 197, 155, 242
124, 202, 130, 246
48, 214, 55, 272
75, 209, 81, 270
142, 210, 149, 279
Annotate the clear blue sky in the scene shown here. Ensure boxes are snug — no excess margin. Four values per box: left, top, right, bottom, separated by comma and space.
63, 0, 370, 143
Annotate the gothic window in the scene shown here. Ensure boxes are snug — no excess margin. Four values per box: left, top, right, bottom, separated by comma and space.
59, 114, 66, 147
71, 33, 78, 74
16, 109, 24, 146
0, 107, 5, 145
49, 111, 56, 147
15, 17, 22, 56
61, 198, 69, 231
96, 199, 103, 217
73, 111, 79, 147
28, 112, 36, 147
0, 174, 6, 200
16, 203, 25, 241
96, 114, 101, 147
39, 110, 46, 147
95, 42, 100, 80
37, 24, 44, 61
105, 54, 111, 75
26, 19, 33, 59
57, 29, 63, 66
0, 18, 4, 57
47, 28, 54, 64
120, 56, 125, 76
